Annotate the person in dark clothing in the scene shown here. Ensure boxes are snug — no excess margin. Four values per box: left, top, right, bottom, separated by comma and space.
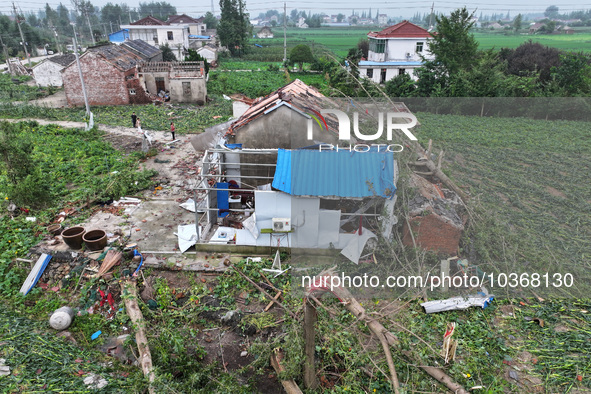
131, 112, 137, 128
170, 122, 176, 140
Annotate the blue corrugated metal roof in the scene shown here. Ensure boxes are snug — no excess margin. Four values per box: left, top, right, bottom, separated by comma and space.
359, 60, 423, 67
189, 35, 211, 39
272, 149, 396, 198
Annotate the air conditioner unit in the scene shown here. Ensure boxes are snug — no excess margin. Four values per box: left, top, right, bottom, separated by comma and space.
272, 218, 291, 232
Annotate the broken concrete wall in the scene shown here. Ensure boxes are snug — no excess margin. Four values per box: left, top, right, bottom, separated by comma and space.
141, 71, 169, 95
32, 60, 64, 87
169, 77, 206, 104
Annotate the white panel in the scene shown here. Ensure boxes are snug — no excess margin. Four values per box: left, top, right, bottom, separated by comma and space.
235, 228, 257, 246
291, 197, 320, 248
317, 209, 341, 248
254, 191, 291, 221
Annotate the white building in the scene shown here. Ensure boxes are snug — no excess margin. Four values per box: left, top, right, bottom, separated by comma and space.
359, 20, 434, 83
32, 54, 76, 87
120, 15, 205, 60
196, 44, 218, 63
377, 14, 388, 25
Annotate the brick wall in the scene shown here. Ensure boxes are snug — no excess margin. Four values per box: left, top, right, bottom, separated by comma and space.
402, 212, 462, 256
63, 52, 129, 106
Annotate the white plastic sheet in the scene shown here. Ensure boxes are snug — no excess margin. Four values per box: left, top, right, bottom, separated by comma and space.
176, 224, 201, 253
340, 228, 377, 264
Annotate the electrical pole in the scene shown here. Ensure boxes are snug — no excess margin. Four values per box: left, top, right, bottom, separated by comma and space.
110, 21, 113, 34
283, 2, 287, 65
0, 35, 9, 61
429, 2, 434, 31
12, 2, 31, 67
71, 24, 90, 116
210, 0, 214, 14
52, 27, 61, 54
84, 8, 96, 45
128, 9, 132, 24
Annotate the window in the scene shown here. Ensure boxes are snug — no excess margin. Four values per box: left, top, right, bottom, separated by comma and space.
369, 38, 385, 54
129, 89, 136, 95
182, 82, 191, 95
398, 68, 406, 76
153, 36, 158, 44
367, 68, 373, 78
167, 31, 174, 40
416, 42, 424, 53
380, 69, 387, 84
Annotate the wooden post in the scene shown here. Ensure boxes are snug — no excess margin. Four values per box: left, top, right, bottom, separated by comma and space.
121, 280, 155, 394
270, 349, 303, 394
303, 298, 319, 389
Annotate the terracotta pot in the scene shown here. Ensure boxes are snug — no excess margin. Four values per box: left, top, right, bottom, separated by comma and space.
82, 229, 107, 251
62, 226, 85, 249
47, 224, 63, 235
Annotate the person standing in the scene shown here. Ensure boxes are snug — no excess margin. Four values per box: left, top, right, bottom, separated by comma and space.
131, 112, 137, 128
170, 121, 176, 141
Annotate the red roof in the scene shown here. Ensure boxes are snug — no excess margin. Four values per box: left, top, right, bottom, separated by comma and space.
368, 20, 431, 38
131, 16, 167, 26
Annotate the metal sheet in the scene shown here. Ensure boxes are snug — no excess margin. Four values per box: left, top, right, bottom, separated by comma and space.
317, 209, 341, 248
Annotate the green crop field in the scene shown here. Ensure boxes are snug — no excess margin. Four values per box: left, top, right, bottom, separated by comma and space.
416, 109, 591, 298
248, 27, 591, 59
474, 31, 591, 51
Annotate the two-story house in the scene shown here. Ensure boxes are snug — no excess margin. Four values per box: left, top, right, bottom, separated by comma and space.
120, 16, 192, 60
359, 20, 434, 84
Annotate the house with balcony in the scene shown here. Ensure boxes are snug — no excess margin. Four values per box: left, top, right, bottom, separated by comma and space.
359, 20, 434, 83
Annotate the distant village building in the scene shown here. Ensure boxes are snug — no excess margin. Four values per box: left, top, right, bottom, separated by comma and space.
359, 20, 434, 83
377, 14, 388, 25
529, 22, 546, 34
196, 44, 218, 63
297, 17, 309, 28
32, 54, 76, 87
560, 25, 574, 34
257, 26, 274, 38
488, 22, 503, 30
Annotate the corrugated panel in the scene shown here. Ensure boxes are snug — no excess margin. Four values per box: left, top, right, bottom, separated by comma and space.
272, 149, 396, 198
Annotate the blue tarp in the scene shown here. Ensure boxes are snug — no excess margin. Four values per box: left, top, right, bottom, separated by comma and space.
189, 35, 211, 39
108, 29, 129, 43
359, 60, 423, 67
272, 149, 396, 198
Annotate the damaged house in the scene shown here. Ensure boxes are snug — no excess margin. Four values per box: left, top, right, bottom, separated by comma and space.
32, 54, 76, 87
62, 43, 153, 106
187, 79, 409, 263
62, 42, 206, 106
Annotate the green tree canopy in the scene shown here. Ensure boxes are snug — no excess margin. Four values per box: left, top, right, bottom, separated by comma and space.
290, 44, 314, 71
218, 0, 250, 56
203, 11, 218, 29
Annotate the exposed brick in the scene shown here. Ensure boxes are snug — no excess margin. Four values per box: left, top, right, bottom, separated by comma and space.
402, 212, 462, 256
62, 52, 149, 106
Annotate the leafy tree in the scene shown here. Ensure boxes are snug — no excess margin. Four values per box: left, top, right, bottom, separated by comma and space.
337, 13, 345, 23
544, 5, 559, 19
185, 49, 210, 74
414, 7, 478, 96
501, 40, 562, 83
138, 1, 177, 21
290, 44, 314, 71
357, 38, 368, 58
203, 11, 218, 29
513, 14, 522, 32
426, 7, 478, 75
218, 0, 250, 56
160, 43, 176, 61
551, 52, 591, 95
385, 73, 416, 97
101, 3, 123, 26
